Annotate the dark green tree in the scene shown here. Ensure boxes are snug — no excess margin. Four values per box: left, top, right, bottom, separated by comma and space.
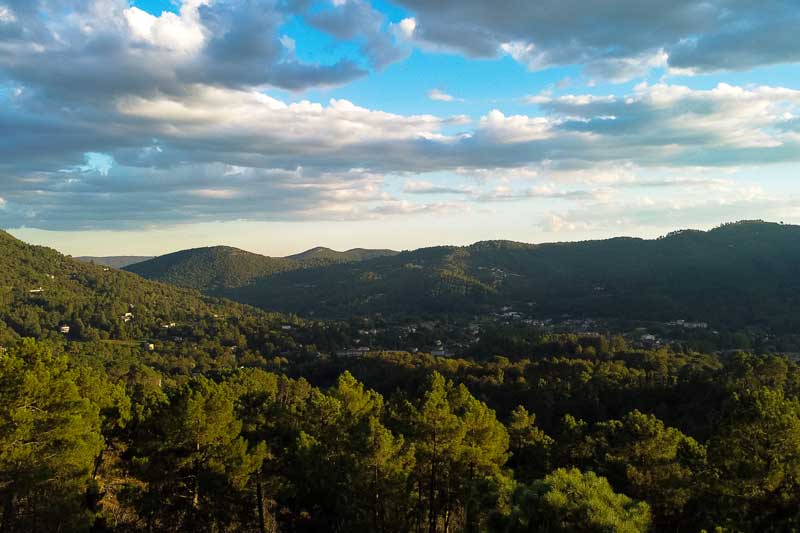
507, 468, 651, 532
0, 340, 104, 531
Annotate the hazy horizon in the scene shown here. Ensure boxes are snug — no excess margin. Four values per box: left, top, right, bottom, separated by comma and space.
7, 218, 782, 258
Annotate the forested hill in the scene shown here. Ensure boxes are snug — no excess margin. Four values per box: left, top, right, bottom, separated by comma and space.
0, 230, 325, 355
124, 245, 300, 291
124, 245, 399, 292
76, 255, 153, 268
223, 221, 800, 330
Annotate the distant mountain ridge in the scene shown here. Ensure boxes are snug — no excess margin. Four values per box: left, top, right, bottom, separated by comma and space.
76, 256, 153, 269
124, 245, 398, 292
216, 221, 800, 333
286, 246, 399, 265
118, 221, 800, 333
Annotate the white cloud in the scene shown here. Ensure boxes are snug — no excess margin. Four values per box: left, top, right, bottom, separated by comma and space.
189, 188, 241, 199
0, 5, 16, 23
280, 35, 296, 55
123, 5, 206, 53
500, 41, 549, 71
393, 17, 416, 40
427, 88, 462, 102
477, 109, 554, 143
584, 50, 669, 83
115, 86, 449, 147
526, 94, 617, 106
403, 180, 473, 194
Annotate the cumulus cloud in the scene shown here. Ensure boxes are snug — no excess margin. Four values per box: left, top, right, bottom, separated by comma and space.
3, 78, 800, 229
0, 0, 368, 99
393, 0, 800, 79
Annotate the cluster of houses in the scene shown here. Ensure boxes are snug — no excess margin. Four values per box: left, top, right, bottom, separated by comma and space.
639, 333, 662, 348
336, 346, 371, 357
666, 319, 709, 329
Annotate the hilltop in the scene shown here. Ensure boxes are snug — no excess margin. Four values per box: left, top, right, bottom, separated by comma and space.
286, 246, 399, 266
124, 246, 300, 292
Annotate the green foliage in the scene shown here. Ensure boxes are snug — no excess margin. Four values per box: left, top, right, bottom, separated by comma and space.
579, 410, 706, 527
507, 406, 554, 482
131, 378, 267, 530
404, 372, 512, 532
0, 340, 104, 531
706, 388, 800, 530
508, 468, 651, 532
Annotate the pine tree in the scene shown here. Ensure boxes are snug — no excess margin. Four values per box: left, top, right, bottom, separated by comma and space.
0, 340, 104, 531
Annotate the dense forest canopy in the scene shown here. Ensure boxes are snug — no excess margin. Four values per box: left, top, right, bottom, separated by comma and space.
3, 224, 800, 531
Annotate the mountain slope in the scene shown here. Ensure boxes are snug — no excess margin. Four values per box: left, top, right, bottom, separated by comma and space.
76, 256, 153, 268
0, 231, 300, 347
222, 221, 800, 331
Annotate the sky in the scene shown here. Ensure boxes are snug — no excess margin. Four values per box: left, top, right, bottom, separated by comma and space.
1, 0, 800, 256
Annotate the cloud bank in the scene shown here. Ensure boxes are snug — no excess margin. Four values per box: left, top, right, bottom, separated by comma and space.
394, 0, 800, 80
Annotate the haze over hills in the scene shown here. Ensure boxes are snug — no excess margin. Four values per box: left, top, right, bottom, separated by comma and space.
285, 246, 400, 266
76, 255, 153, 269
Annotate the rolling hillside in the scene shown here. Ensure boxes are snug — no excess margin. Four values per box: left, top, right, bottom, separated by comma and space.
220, 221, 800, 331
0, 231, 305, 349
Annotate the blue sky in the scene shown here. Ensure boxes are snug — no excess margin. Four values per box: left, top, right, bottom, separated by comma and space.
2, 0, 800, 255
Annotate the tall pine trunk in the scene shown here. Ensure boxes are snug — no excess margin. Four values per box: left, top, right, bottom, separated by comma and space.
256, 470, 266, 533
